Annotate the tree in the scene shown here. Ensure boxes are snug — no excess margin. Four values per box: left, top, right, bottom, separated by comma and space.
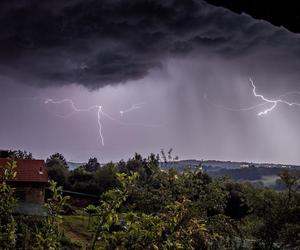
95, 163, 119, 194
90, 173, 211, 250
46, 153, 69, 187
0, 160, 17, 249
241, 172, 300, 250
68, 167, 99, 194
46, 153, 68, 169
224, 182, 249, 220
33, 181, 70, 249
83, 157, 100, 172
279, 169, 299, 205
84, 205, 97, 228
8, 150, 33, 160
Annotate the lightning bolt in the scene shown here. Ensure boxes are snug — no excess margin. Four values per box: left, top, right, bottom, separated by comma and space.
29, 97, 161, 146
205, 79, 300, 116
43, 98, 105, 146
203, 92, 270, 112
250, 78, 300, 116
204, 93, 269, 112
119, 102, 146, 116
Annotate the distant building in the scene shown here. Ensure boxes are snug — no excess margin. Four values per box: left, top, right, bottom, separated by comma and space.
240, 164, 249, 168
0, 158, 48, 215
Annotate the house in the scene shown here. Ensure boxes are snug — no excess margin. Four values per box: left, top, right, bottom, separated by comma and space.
0, 157, 48, 215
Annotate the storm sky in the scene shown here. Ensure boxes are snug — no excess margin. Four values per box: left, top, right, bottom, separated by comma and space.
1, 0, 300, 164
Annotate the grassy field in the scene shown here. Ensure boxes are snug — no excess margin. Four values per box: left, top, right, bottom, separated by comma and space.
61, 210, 94, 248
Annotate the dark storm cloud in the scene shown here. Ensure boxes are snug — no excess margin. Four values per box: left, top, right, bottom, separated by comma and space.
1, 0, 300, 89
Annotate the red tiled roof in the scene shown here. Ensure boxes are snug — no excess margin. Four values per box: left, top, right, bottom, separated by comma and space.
0, 159, 48, 183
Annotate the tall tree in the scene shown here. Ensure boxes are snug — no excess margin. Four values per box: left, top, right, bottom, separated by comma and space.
46, 153, 69, 186
83, 157, 100, 172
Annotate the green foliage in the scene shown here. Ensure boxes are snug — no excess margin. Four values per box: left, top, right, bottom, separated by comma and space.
240, 170, 300, 249
46, 153, 68, 168
84, 204, 97, 229
60, 233, 83, 250
90, 172, 138, 249
7, 150, 33, 160
89, 172, 231, 250
103, 198, 208, 250
84, 157, 101, 172
1, 152, 299, 249
46, 153, 69, 186
84, 204, 97, 215
0, 160, 17, 250
95, 162, 119, 194
32, 180, 70, 250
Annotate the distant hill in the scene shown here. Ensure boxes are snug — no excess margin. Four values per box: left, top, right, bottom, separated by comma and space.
160, 159, 300, 190
160, 159, 300, 172
161, 159, 246, 171
67, 159, 300, 172
67, 162, 84, 170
